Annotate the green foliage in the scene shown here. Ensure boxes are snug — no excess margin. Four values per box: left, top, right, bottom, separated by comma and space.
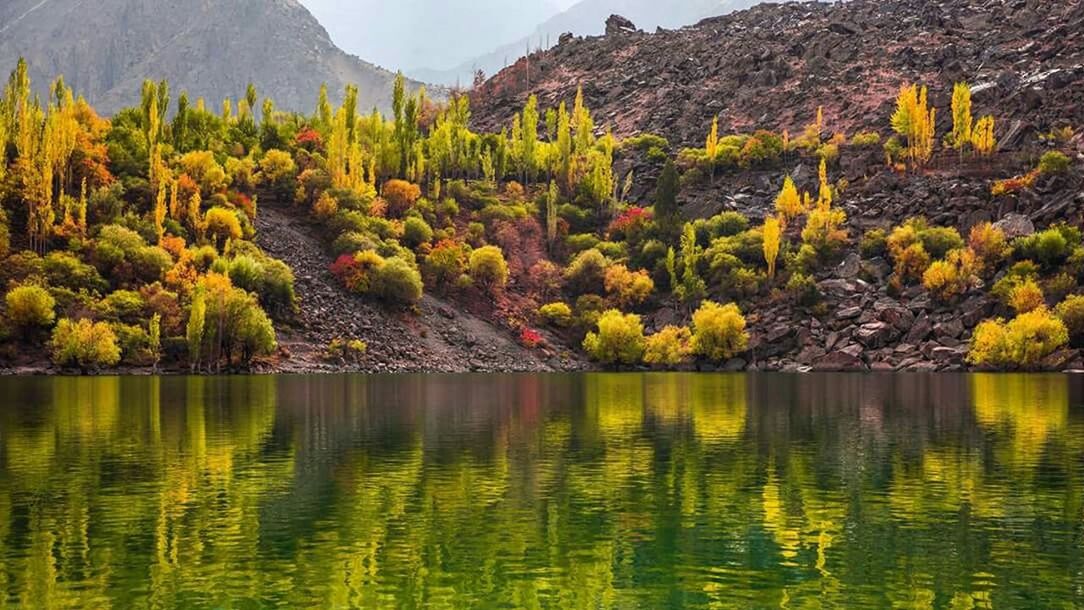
538, 302, 574, 328
850, 131, 882, 147
1055, 295, 1084, 347
582, 309, 645, 365
402, 217, 434, 249
565, 249, 609, 296
787, 272, 820, 306
1013, 225, 1080, 269
370, 257, 424, 305
860, 229, 888, 259
1037, 151, 1071, 175
691, 301, 748, 362
50, 318, 121, 369
469, 246, 509, 293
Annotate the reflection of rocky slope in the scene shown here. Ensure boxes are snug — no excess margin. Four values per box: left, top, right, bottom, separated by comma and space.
0, 0, 424, 114
472, 0, 1084, 144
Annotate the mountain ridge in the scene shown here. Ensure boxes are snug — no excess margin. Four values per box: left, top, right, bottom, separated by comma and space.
0, 0, 425, 115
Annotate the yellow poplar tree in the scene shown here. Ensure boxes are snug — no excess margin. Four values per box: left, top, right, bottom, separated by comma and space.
891, 84, 936, 168
775, 175, 802, 222
951, 82, 972, 156
154, 186, 167, 244
763, 215, 782, 278
706, 115, 719, 183
972, 116, 996, 157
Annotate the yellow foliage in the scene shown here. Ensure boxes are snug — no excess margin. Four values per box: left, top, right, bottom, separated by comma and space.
1009, 279, 1044, 314
972, 115, 996, 157
968, 307, 1067, 368
775, 175, 802, 221
691, 301, 748, 362
762, 215, 782, 278
603, 264, 655, 307
644, 325, 693, 366
890, 84, 936, 167
583, 309, 646, 365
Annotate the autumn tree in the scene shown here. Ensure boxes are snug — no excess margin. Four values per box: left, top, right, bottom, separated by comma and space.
655, 159, 681, 244
891, 84, 936, 168
763, 215, 781, 278
706, 115, 719, 183
775, 175, 802, 223
972, 115, 996, 157
951, 82, 972, 158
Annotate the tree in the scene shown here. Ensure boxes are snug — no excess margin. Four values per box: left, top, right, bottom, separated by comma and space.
691, 301, 749, 362
469, 245, 509, 294
582, 309, 645, 364
520, 95, 539, 183
655, 159, 681, 243
154, 186, 167, 244
50, 318, 120, 370
951, 82, 972, 157
706, 115, 719, 183
546, 180, 559, 247
774, 175, 802, 222
5, 284, 56, 335
972, 115, 996, 157
644, 325, 692, 366
678, 224, 706, 304
763, 215, 781, 278
891, 84, 936, 168
604, 264, 654, 307
187, 289, 206, 372
204, 207, 243, 250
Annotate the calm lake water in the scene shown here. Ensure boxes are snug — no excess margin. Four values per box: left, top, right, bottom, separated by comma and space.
0, 373, 1082, 609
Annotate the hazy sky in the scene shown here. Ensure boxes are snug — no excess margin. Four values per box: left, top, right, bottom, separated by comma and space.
299, 0, 580, 72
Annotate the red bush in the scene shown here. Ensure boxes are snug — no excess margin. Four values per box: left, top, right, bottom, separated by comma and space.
608, 207, 653, 239
520, 328, 544, 348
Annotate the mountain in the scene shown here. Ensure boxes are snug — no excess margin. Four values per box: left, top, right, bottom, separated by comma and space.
471, 0, 1084, 147
299, 0, 569, 75
0, 0, 424, 115
409, 0, 760, 86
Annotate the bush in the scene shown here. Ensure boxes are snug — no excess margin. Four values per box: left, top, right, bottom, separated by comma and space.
918, 226, 965, 260
424, 240, 469, 290
968, 308, 1068, 368
1038, 150, 1071, 175
575, 294, 607, 330
893, 243, 931, 283
603, 264, 654, 307
582, 310, 645, 365
968, 222, 1008, 270
402, 216, 434, 249
370, 256, 424, 305
565, 248, 609, 296
204, 207, 243, 248
383, 180, 422, 217
691, 301, 748, 362
1055, 295, 1084, 347
922, 249, 978, 303
538, 302, 573, 328
43, 251, 108, 294
850, 131, 882, 147
96, 290, 146, 323
1009, 279, 1045, 314
326, 338, 368, 363
468, 245, 509, 293
5, 285, 57, 333
860, 229, 888, 259
787, 272, 820, 306
1013, 226, 1078, 268
643, 326, 692, 366
258, 149, 298, 187
801, 206, 848, 256
50, 318, 121, 369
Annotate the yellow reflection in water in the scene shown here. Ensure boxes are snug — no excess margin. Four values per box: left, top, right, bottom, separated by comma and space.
971, 374, 1068, 466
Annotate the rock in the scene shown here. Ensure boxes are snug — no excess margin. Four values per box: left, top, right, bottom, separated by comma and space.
1041, 349, 1078, 371
813, 350, 866, 371
856, 322, 894, 349
605, 14, 637, 36
936, 318, 965, 339
835, 253, 862, 279
723, 358, 748, 371
993, 213, 1036, 239
837, 306, 862, 320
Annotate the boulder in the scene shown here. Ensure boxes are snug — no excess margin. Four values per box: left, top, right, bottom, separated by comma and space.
605, 14, 637, 36
993, 213, 1035, 240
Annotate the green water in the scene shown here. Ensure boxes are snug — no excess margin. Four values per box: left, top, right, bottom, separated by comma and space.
0, 374, 1081, 609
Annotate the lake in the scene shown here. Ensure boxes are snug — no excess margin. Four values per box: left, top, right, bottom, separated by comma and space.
0, 373, 1081, 609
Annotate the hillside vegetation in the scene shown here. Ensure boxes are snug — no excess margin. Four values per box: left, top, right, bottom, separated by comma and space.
0, 21, 1081, 373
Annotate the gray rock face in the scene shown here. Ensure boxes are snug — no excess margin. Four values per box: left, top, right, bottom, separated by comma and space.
993, 213, 1036, 240
605, 14, 638, 36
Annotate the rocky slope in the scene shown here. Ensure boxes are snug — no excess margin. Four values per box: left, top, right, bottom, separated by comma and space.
472, 0, 1084, 145
254, 204, 585, 374
0, 0, 424, 114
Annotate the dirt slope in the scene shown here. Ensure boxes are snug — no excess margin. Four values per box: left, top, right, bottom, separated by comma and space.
255, 204, 582, 374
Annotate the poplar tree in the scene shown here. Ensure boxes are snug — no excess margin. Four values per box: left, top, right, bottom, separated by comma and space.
763, 215, 781, 278
655, 159, 681, 244
706, 115, 719, 184
316, 83, 333, 131
951, 82, 973, 159
521, 95, 539, 183
891, 84, 936, 168
972, 116, 996, 157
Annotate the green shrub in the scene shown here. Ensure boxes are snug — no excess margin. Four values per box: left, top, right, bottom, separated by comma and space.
850, 131, 882, 147
402, 216, 434, 249
582, 310, 645, 364
97, 290, 146, 323
538, 302, 574, 328
565, 233, 600, 254
468, 246, 509, 293
43, 252, 108, 294
691, 301, 749, 362
5, 285, 56, 333
1013, 225, 1080, 268
1055, 295, 1084, 347
860, 229, 888, 259
565, 249, 609, 295
787, 272, 819, 306
1038, 150, 1071, 175
370, 257, 423, 305
50, 318, 121, 369
918, 226, 965, 260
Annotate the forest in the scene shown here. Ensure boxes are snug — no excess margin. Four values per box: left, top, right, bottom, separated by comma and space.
0, 58, 1079, 372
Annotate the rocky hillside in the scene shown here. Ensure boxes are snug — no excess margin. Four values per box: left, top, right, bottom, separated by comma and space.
0, 0, 424, 114
472, 0, 1084, 146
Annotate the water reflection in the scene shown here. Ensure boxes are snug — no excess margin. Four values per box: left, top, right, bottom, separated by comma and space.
0, 373, 1082, 608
